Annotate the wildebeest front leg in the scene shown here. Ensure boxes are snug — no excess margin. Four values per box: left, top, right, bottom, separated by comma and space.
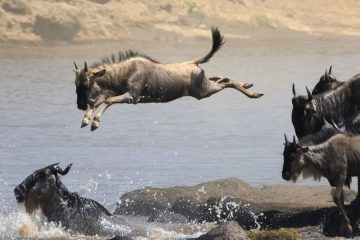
216, 77, 263, 98
334, 182, 352, 235
90, 92, 134, 131
81, 99, 105, 128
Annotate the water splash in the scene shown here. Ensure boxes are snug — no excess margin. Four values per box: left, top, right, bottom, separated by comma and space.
0, 209, 69, 239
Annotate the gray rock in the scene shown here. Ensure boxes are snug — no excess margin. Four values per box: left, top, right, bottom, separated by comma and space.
195, 221, 249, 240
33, 15, 82, 41
147, 210, 188, 223
2, 0, 31, 15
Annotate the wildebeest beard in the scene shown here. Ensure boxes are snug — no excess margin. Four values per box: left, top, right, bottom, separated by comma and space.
303, 110, 325, 134
76, 85, 90, 110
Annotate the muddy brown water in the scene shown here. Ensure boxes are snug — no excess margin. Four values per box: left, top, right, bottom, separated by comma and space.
1, 33, 360, 238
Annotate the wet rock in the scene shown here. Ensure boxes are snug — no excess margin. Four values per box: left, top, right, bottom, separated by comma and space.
147, 210, 188, 223
114, 178, 253, 217
1, 0, 31, 15
33, 14, 82, 41
195, 221, 249, 240
107, 236, 133, 240
249, 204, 360, 237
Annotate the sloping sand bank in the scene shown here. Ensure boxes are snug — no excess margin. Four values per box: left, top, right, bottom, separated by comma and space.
1, 0, 360, 43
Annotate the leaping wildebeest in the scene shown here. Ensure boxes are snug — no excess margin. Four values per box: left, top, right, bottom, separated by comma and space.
74, 27, 263, 130
282, 133, 360, 235
14, 163, 143, 237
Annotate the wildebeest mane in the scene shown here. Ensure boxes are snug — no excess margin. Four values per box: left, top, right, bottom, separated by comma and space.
91, 50, 160, 68
55, 178, 112, 216
312, 83, 352, 123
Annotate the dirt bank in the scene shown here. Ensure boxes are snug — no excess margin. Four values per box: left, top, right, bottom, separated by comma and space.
1, 0, 360, 44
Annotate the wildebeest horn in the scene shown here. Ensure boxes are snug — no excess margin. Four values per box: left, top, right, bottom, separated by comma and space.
292, 135, 296, 143
292, 83, 296, 96
325, 69, 330, 81
329, 65, 332, 75
306, 86, 313, 100
330, 119, 341, 132
54, 163, 73, 175
84, 62, 88, 72
284, 134, 289, 144
74, 62, 78, 70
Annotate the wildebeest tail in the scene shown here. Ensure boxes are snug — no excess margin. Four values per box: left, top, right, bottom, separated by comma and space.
192, 27, 224, 65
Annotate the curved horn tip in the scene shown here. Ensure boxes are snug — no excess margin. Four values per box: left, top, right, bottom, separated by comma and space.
292, 83, 296, 96
84, 61, 88, 72
74, 62, 78, 70
329, 65, 332, 75
292, 135, 296, 143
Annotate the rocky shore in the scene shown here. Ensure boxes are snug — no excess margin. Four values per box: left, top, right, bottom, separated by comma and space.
115, 178, 359, 239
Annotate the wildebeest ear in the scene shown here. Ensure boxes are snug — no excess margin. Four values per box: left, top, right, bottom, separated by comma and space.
93, 69, 106, 78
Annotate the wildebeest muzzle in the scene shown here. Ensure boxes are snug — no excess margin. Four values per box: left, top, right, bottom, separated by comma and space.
76, 86, 89, 110
282, 171, 291, 181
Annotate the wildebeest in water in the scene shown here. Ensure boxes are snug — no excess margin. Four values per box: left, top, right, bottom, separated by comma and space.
74, 27, 263, 130
14, 163, 143, 237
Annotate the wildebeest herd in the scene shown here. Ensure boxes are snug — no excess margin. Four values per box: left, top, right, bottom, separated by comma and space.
12, 27, 360, 238
283, 67, 360, 235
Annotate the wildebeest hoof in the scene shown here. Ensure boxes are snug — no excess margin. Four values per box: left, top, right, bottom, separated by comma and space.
243, 83, 253, 89
81, 118, 89, 128
251, 93, 264, 98
91, 123, 99, 131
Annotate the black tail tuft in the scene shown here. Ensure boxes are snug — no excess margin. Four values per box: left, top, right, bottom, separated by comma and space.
193, 27, 225, 64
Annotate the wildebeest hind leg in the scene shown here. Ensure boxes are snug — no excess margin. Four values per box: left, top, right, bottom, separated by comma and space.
90, 92, 133, 131
334, 182, 352, 235
210, 76, 253, 89
219, 78, 263, 98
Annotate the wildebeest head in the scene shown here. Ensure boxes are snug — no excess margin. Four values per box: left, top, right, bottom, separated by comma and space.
74, 62, 106, 110
14, 163, 72, 213
312, 66, 342, 95
291, 84, 312, 137
282, 134, 309, 182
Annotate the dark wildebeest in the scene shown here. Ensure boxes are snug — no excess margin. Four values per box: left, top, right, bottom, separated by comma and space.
291, 84, 325, 137
304, 73, 360, 131
282, 133, 360, 235
291, 67, 343, 137
291, 70, 360, 137
14, 163, 143, 237
74, 27, 263, 131
312, 66, 344, 95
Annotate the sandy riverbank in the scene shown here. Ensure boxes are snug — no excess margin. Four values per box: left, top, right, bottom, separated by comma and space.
1, 0, 360, 45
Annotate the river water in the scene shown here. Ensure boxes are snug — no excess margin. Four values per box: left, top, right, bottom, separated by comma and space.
1, 33, 360, 238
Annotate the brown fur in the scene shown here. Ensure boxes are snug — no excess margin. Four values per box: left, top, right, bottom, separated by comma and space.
74, 27, 264, 130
